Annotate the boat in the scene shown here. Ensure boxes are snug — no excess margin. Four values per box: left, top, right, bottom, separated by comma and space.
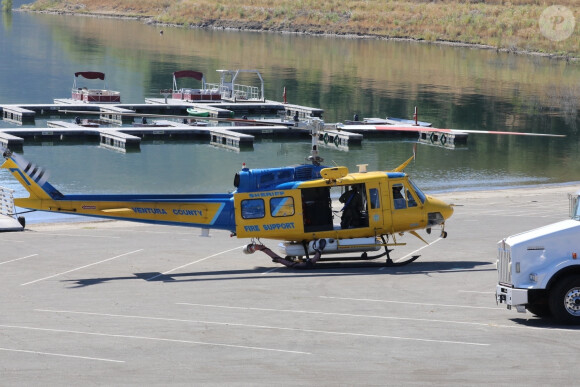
344, 108, 432, 127
186, 107, 210, 117
171, 69, 266, 103
71, 72, 121, 103
171, 70, 221, 102
211, 69, 265, 102
384, 117, 432, 127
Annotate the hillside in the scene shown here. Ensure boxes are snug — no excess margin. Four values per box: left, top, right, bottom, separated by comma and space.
23, 0, 579, 59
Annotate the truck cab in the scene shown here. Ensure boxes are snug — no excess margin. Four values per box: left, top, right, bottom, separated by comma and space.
496, 191, 580, 324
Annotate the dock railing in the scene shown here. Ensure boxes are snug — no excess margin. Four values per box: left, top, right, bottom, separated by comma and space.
206, 83, 262, 101
233, 84, 261, 100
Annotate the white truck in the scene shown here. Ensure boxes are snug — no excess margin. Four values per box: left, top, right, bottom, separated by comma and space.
496, 192, 580, 324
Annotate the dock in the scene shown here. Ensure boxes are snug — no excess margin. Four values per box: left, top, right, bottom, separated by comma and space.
209, 128, 255, 151
99, 106, 137, 125
0, 131, 24, 150
417, 130, 468, 147
0, 98, 321, 124
0, 67, 481, 152
0, 94, 326, 151
47, 121, 92, 129
98, 129, 141, 152
279, 101, 324, 120
339, 124, 468, 148
2, 105, 36, 125
0, 121, 308, 152
318, 129, 363, 150
1, 98, 481, 152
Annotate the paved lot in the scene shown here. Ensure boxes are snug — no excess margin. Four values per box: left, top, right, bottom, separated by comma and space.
1, 185, 579, 385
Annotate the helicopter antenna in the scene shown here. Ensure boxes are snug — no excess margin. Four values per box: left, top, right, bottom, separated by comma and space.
306, 118, 324, 166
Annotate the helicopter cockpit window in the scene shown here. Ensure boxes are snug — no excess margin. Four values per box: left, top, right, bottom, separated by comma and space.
369, 188, 380, 209
406, 190, 417, 207
270, 197, 295, 217
408, 179, 426, 204
241, 199, 265, 219
393, 184, 406, 209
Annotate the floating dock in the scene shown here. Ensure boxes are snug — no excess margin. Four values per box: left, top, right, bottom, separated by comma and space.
1, 98, 478, 152
0, 131, 24, 150
98, 129, 142, 152
0, 98, 322, 124
209, 128, 255, 151
2, 105, 36, 125
338, 124, 468, 149
318, 129, 363, 151
0, 120, 307, 152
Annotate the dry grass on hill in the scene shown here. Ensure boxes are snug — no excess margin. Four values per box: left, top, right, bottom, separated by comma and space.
26, 0, 579, 58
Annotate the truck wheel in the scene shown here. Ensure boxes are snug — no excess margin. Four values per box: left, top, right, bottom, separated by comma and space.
525, 303, 551, 317
549, 275, 580, 324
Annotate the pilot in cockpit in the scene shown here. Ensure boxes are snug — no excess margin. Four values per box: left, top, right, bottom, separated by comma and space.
340, 185, 363, 228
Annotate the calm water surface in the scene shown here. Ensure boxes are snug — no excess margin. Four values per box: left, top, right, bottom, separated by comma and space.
1, 9, 579, 223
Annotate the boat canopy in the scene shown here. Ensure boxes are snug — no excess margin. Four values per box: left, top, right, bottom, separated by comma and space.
74, 72, 105, 80
173, 70, 204, 81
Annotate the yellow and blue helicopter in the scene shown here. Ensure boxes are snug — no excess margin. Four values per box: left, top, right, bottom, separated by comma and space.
1, 120, 453, 268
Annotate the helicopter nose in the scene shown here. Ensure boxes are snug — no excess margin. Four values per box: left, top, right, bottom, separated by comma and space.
425, 196, 454, 225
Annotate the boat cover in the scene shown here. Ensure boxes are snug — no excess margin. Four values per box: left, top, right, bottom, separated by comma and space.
74, 72, 105, 80
173, 70, 204, 81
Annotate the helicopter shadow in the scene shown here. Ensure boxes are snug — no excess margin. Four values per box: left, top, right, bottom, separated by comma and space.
62, 260, 495, 288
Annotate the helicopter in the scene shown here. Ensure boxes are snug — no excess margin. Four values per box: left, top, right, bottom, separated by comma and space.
0, 119, 453, 268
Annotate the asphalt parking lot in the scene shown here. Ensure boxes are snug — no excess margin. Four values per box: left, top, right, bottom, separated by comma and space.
1, 185, 579, 385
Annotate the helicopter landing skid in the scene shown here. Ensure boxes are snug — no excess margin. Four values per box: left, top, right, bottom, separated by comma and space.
317, 250, 419, 267
386, 255, 420, 267
244, 240, 419, 268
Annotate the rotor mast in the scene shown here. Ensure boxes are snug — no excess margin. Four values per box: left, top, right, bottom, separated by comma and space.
307, 118, 324, 166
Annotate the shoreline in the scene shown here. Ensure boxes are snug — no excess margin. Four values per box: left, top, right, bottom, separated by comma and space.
16, 8, 579, 62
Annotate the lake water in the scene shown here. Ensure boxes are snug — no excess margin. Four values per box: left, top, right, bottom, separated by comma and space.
1, 8, 579, 224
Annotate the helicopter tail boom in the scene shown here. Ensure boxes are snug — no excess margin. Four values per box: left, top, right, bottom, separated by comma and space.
1, 148, 236, 231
